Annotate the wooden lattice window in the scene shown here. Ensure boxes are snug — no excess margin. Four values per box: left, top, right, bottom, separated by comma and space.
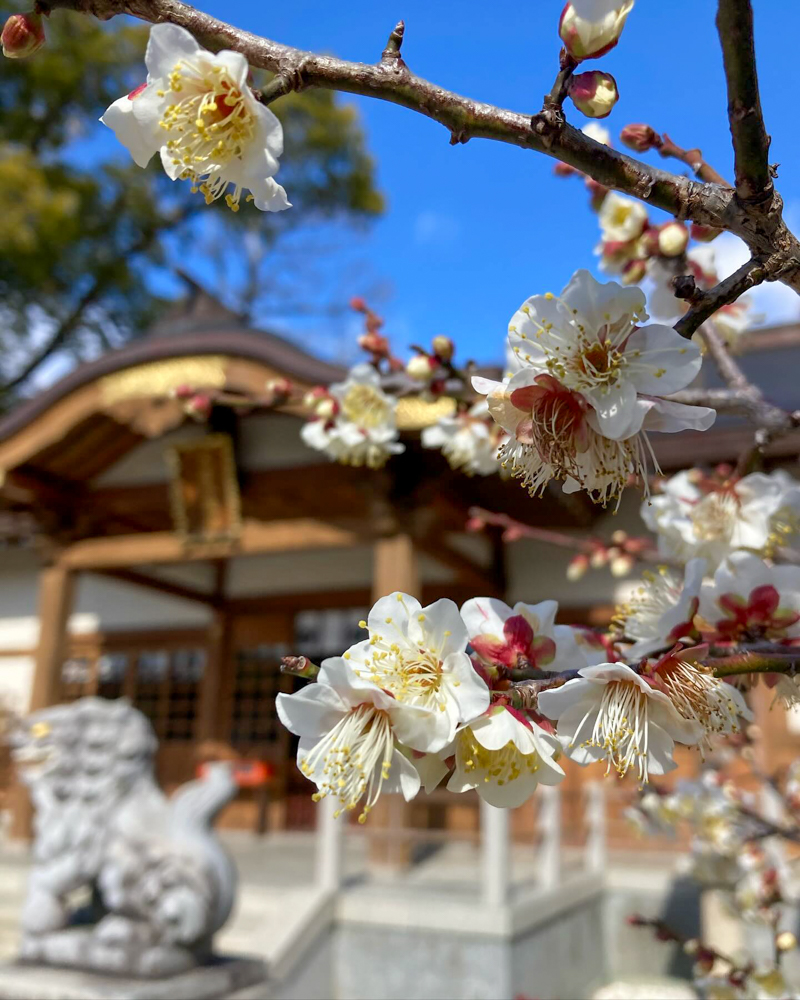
228, 642, 290, 747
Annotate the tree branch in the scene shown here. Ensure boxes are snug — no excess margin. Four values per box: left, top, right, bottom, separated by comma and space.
37, 0, 800, 296
656, 131, 731, 188
716, 0, 773, 206
673, 258, 766, 340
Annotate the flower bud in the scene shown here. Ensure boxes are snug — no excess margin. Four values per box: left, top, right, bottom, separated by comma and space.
554, 161, 579, 178
559, 2, 634, 61
658, 221, 689, 258
586, 179, 610, 213
2, 11, 45, 59
266, 377, 293, 397
619, 123, 658, 153
776, 932, 797, 952
621, 259, 647, 285
358, 332, 390, 357
431, 335, 454, 362
315, 397, 337, 420
636, 226, 661, 258
690, 222, 722, 243
184, 393, 212, 420
172, 383, 195, 400
568, 71, 619, 119
610, 553, 634, 577
349, 296, 366, 312
303, 386, 329, 409
406, 354, 435, 381
590, 548, 608, 569
567, 554, 589, 581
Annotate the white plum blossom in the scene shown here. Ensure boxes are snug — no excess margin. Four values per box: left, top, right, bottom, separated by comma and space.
476, 270, 715, 505
698, 551, 800, 645
101, 24, 289, 212
614, 559, 706, 658
507, 270, 708, 441
301, 364, 404, 469
344, 593, 490, 753
475, 370, 712, 507
599, 192, 649, 243
642, 470, 800, 570
276, 658, 436, 822
421, 400, 501, 476
461, 596, 600, 675
432, 705, 565, 809
538, 663, 703, 782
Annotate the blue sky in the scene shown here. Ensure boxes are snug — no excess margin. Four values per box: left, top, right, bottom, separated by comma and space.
113, 2, 800, 367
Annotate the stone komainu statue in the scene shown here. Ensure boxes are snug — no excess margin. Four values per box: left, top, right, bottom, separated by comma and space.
10, 697, 238, 978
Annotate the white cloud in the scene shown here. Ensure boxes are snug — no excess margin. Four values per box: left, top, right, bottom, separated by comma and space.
413, 211, 460, 246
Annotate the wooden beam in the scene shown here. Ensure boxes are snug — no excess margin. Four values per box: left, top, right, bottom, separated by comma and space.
11, 563, 76, 840
418, 533, 491, 590
58, 518, 361, 570
92, 568, 220, 608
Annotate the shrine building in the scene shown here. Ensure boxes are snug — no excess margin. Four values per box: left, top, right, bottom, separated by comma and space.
0, 284, 799, 844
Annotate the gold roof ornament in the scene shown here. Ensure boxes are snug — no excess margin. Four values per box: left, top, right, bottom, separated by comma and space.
99, 356, 227, 404
395, 395, 457, 431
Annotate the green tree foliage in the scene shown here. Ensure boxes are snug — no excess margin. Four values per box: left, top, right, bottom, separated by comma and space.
0, 9, 383, 405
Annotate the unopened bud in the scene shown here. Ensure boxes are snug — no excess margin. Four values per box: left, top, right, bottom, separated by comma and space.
637, 227, 660, 258
315, 397, 337, 420
303, 386, 329, 409
465, 516, 485, 533
776, 931, 797, 952
590, 548, 608, 569
683, 939, 699, 956
358, 332, 390, 357
184, 393, 212, 419
658, 221, 689, 258
2, 11, 45, 59
611, 529, 628, 545
586, 178, 609, 211
172, 383, 195, 400
569, 71, 619, 119
690, 222, 722, 243
559, 2, 634, 61
349, 296, 366, 312
620, 124, 658, 153
621, 259, 647, 285
554, 161, 578, 178
266, 378, 293, 397
431, 335, 454, 362
567, 553, 589, 581
610, 553, 634, 577
406, 354, 435, 381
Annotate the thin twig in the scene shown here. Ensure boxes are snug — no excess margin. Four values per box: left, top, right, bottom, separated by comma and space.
656, 131, 732, 188
673, 258, 767, 340
716, 0, 773, 206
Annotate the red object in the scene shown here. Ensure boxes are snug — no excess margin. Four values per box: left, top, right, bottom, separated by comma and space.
197, 760, 273, 787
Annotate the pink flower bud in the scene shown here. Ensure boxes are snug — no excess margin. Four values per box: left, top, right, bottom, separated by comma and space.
303, 386, 329, 409
2, 11, 45, 59
554, 161, 579, 178
406, 354, 435, 381
266, 378, 293, 397
559, 2, 634, 61
690, 222, 722, 243
431, 335, 454, 362
173, 383, 195, 400
620, 123, 658, 153
567, 554, 589, 581
315, 397, 337, 420
358, 332, 390, 357
658, 221, 689, 257
637, 226, 661, 258
568, 71, 619, 120
349, 296, 366, 312
586, 178, 609, 211
621, 258, 647, 285
184, 393, 212, 420
465, 516, 485, 533
610, 553, 634, 577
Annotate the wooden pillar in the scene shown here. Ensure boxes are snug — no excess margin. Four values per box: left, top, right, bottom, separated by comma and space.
10, 562, 76, 839
368, 533, 419, 867
197, 608, 230, 744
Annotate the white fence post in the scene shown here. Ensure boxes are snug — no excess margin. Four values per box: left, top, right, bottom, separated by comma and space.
315, 795, 343, 893
585, 782, 607, 875
480, 800, 510, 909
538, 784, 562, 889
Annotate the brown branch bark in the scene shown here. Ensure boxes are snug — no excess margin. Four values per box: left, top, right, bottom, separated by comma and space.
673, 258, 766, 340
656, 131, 732, 188
36, 0, 800, 299
716, 0, 773, 206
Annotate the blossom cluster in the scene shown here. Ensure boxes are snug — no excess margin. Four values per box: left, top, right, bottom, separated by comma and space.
475, 268, 715, 507
278, 590, 750, 820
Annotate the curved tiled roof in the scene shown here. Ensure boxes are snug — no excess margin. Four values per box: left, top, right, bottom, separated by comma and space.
0, 325, 347, 444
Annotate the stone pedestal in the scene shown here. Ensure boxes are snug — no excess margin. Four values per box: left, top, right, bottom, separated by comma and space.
0, 956, 267, 1000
